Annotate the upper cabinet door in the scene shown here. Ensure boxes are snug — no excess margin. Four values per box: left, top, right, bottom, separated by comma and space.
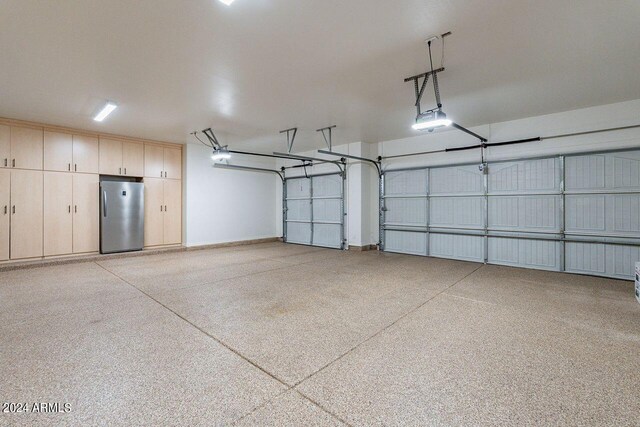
122, 142, 144, 177
73, 135, 99, 173
0, 125, 9, 168
10, 126, 43, 170
44, 131, 73, 172
164, 147, 182, 180
144, 144, 164, 178
99, 138, 123, 175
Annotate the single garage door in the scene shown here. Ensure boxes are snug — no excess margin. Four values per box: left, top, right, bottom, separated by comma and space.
284, 173, 345, 249
381, 149, 640, 280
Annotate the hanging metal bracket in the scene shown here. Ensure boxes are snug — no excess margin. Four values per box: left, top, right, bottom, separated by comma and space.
280, 127, 298, 153
316, 125, 337, 151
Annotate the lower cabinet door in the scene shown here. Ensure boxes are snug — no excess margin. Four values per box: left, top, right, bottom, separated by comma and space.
73, 174, 99, 253
144, 178, 164, 247
44, 172, 73, 256
0, 170, 9, 261
163, 179, 182, 244
10, 170, 43, 259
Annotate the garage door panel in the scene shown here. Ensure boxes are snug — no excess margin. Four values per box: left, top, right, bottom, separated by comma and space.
313, 198, 342, 223
384, 197, 427, 226
488, 195, 561, 232
430, 166, 483, 195
566, 194, 640, 237
312, 175, 342, 197
385, 230, 427, 256
566, 151, 640, 192
286, 222, 312, 245
287, 199, 311, 221
286, 178, 311, 198
429, 234, 484, 262
566, 242, 638, 280
313, 224, 342, 248
385, 170, 428, 196
488, 237, 561, 271
488, 158, 560, 194
430, 197, 484, 229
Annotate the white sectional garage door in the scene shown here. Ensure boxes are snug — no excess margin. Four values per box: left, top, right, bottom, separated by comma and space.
284, 173, 344, 249
382, 150, 640, 280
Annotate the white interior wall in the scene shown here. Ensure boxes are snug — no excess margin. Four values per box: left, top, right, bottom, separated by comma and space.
184, 143, 279, 247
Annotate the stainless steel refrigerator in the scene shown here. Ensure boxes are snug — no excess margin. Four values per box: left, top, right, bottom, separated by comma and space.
100, 181, 144, 254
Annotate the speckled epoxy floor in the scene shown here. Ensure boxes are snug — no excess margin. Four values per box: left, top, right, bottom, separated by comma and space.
1, 242, 638, 426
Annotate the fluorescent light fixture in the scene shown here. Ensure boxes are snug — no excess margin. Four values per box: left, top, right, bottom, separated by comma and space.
412, 110, 452, 131
211, 147, 231, 161
218, 0, 235, 5
93, 102, 118, 122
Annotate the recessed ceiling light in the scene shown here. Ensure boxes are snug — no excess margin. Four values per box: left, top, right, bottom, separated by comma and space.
218, 0, 235, 5
93, 102, 118, 122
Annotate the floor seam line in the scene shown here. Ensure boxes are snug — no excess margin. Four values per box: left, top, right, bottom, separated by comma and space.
291, 389, 354, 427
293, 263, 486, 388
93, 261, 293, 390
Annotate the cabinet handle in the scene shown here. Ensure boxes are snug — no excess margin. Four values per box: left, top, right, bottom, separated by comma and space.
12, 205, 15, 214
119, 167, 122, 174
74, 164, 77, 172
164, 205, 167, 211
124, 167, 127, 175
3, 205, 6, 215
164, 171, 167, 178
68, 205, 71, 213
68, 163, 71, 171
74, 205, 77, 213
160, 171, 163, 177
12, 159, 15, 168
3, 158, 6, 167
160, 205, 163, 212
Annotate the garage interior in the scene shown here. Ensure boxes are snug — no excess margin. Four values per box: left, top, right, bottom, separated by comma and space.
1, 1, 639, 426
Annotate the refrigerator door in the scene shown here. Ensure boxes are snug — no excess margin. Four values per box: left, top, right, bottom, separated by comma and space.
100, 181, 144, 254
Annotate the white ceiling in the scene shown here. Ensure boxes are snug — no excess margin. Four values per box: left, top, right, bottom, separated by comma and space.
1, 0, 639, 151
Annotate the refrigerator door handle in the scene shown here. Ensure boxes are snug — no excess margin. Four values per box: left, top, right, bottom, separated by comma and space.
103, 190, 107, 217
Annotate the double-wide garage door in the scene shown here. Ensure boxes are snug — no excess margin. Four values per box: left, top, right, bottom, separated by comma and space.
284, 173, 345, 249
382, 149, 640, 280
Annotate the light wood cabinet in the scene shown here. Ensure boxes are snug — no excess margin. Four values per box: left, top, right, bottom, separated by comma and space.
144, 145, 164, 178
144, 178, 164, 247
99, 138, 122, 175
73, 135, 99, 173
0, 170, 9, 260
100, 138, 144, 177
73, 174, 99, 253
10, 126, 43, 170
44, 172, 73, 256
164, 147, 182, 179
10, 170, 43, 259
144, 178, 182, 246
44, 131, 73, 172
123, 142, 144, 177
163, 179, 182, 244
145, 145, 182, 179
0, 125, 9, 168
